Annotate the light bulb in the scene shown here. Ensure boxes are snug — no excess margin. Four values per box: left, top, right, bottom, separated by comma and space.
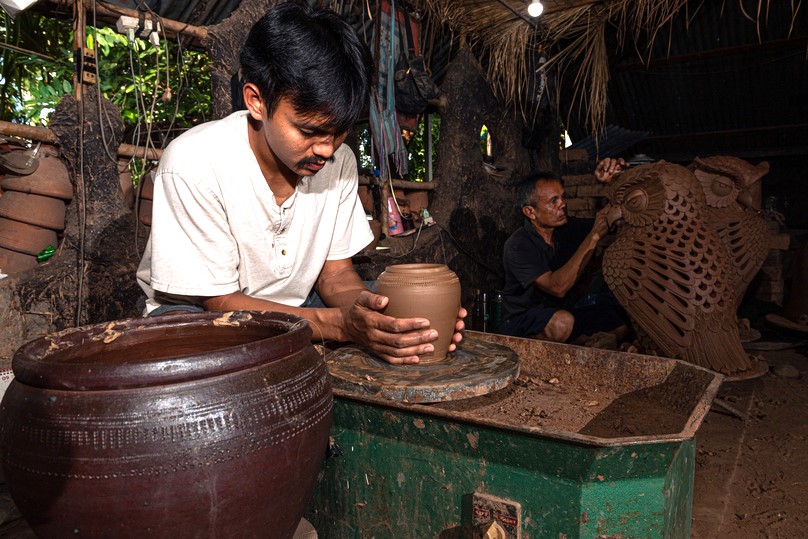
527, 1, 544, 17
0, 0, 39, 17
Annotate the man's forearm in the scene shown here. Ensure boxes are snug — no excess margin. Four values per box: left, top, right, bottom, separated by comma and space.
536, 232, 600, 297
315, 259, 370, 309
201, 292, 347, 341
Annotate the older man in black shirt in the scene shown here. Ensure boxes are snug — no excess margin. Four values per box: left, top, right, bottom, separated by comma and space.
499, 161, 629, 343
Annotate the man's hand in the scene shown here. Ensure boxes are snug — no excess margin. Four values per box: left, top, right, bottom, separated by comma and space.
603, 202, 623, 229
591, 205, 615, 242
594, 157, 627, 184
342, 291, 466, 364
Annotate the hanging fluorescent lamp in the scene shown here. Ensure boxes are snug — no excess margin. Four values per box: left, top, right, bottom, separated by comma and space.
0, 0, 39, 17
527, 1, 544, 17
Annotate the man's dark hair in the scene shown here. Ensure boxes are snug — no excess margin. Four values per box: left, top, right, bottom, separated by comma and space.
239, 1, 372, 132
516, 170, 562, 207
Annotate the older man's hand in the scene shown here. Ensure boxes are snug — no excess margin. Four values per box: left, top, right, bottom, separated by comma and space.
594, 157, 628, 184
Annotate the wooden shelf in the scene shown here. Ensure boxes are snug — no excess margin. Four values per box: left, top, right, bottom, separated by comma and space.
359, 175, 435, 191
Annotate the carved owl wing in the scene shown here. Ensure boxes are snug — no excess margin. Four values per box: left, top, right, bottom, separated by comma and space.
603, 224, 700, 355
707, 208, 771, 307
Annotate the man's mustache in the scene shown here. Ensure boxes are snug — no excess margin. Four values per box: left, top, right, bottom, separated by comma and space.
298, 155, 336, 167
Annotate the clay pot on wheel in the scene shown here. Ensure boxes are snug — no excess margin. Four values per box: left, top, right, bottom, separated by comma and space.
376, 263, 461, 363
0, 310, 332, 539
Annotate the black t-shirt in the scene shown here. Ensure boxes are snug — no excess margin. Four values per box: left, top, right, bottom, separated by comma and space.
501, 217, 594, 321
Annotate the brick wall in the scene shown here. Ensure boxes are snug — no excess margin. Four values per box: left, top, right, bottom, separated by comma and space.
559, 151, 605, 219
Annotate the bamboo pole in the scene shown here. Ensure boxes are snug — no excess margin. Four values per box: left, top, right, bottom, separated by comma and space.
73, 0, 85, 101
0, 121, 58, 144
0, 121, 163, 160
358, 175, 436, 190
118, 143, 162, 160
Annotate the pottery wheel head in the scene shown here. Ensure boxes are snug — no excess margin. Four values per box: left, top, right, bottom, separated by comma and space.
324, 335, 519, 403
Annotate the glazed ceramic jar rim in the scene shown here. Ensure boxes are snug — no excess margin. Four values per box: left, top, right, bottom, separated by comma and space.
11, 310, 313, 391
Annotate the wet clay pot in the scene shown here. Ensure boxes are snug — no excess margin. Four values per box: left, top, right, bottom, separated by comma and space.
0, 311, 332, 539
376, 264, 461, 363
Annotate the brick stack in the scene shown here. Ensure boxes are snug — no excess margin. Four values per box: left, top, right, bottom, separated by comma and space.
559, 149, 604, 219
560, 172, 609, 218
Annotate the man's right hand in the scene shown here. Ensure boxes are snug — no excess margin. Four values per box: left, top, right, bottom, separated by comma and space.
590, 205, 615, 242
342, 291, 439, 364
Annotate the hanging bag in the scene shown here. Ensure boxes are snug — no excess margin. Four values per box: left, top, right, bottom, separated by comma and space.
393, 8, 440, 115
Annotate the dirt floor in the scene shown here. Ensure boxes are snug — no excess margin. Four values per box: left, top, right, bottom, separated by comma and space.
0, 325, 806, 537
690, 341, 808, 538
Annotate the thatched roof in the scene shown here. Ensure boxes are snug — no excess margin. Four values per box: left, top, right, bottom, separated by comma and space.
411, 0, 804, 135
49, 0, 806, 159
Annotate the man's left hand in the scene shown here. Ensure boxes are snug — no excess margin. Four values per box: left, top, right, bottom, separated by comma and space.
594, 157, 627, 184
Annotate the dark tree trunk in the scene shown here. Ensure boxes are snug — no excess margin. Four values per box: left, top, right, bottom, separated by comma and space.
359, 48, 559, 309
205, 0, 280, 119
0, 88, 146, 367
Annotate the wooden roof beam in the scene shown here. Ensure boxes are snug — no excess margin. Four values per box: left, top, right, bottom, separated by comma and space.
43, 0, 208, 42
616, 36, 808, 70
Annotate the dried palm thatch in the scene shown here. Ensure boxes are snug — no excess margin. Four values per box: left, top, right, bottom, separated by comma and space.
328, 0, 802, 136
415, 0, 693, 134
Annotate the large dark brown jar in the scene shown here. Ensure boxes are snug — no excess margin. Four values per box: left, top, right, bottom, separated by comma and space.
0, 311, 331, 538
375, 263, 461, 363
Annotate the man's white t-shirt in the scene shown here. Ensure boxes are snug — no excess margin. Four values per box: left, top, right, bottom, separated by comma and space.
137, 110, 373, 313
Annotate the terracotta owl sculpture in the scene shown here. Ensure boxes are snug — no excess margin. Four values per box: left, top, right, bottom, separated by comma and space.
689, 155, 771, 311
602, 161, 753, 375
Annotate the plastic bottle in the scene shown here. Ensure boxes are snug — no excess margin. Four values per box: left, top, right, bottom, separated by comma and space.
480, 291, 490, 333
471, 289, 484, 331
490, 291, 503, 332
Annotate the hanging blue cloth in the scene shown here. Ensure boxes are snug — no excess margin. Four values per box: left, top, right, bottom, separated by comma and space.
369, 0, 409, 181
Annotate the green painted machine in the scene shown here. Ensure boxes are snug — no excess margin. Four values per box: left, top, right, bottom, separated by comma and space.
307, 332, 721, 538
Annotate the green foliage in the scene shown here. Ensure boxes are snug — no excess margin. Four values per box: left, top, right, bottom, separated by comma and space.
407, 114, 440, 182
354, 122, 374, 173
354, 115, 441, 181
0, 11, 211, 136
1, 12, 68, 123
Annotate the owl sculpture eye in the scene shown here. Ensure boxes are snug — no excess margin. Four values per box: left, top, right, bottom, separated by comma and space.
711, 176, 734, 197
692, 168, 739, 208
624, 189, 648, 212
609, 169, 666, 228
